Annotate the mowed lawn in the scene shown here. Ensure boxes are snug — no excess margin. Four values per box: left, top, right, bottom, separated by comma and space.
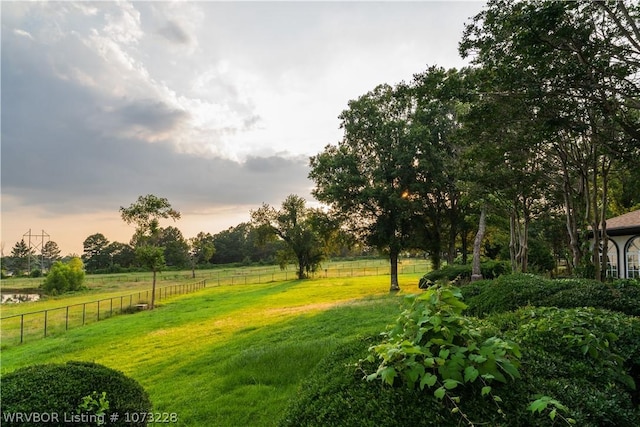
0, 274, 422, 426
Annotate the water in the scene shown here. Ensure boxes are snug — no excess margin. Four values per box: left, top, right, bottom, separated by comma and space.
1, 293, 41, 304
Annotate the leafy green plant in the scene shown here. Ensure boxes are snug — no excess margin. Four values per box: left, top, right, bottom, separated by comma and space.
528, 395, 576, 425
77, 391, 109, 426
365, 284, 521, 425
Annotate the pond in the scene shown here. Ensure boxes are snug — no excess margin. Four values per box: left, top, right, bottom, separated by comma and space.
1, 293, 41, 304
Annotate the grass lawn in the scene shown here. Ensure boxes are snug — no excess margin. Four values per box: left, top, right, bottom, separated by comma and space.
0, 273, 422, 426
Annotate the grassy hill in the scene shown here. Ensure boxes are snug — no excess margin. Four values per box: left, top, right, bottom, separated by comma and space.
0, 273, 421, 426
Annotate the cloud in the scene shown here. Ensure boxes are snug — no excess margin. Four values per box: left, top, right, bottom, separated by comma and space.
2, 0, 486, 253
157, 20, 191, 45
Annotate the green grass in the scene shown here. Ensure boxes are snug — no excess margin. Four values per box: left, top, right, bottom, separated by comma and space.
0, 273, 422, 426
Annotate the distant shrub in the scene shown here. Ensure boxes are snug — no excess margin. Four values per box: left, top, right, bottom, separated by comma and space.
41, 257, 85, 295
418, 260, 510, 288
461, 274, 640, 316
1, 361, 152, 427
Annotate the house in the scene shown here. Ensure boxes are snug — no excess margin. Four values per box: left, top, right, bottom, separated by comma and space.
602, 209, 640, 279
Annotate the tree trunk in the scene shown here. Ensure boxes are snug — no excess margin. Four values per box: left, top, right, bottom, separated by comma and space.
151, 269, 157, 310
389, 248, 400, 292
471, 205, 486, 282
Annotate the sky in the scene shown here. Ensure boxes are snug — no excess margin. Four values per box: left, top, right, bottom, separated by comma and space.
1, 0, 486, 256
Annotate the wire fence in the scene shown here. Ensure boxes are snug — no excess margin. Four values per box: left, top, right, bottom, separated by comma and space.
158, 260, 429, 285
0, 280, 206, 347
0, 260, 430, 347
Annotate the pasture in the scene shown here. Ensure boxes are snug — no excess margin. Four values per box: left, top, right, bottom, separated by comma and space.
0, 261, 425, 426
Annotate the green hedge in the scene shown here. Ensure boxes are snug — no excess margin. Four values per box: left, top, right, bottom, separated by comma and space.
461, 274, 640, 316
280, 307, 640, 427
418, 261, 510, 288
1, 361, 152, 427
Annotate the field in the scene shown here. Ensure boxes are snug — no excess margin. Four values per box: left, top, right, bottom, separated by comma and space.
0, 261, 426, 426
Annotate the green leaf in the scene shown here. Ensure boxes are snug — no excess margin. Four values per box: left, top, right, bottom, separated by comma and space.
380, 367, 396, 385
528, 399, 548, 414
439, 348, 450, 359
420, 373, 438, 389
549, 409, 557, 421
443, 379, 460, 390
481, 386, 491, 396
464, 366, 479, 383
434, 387, 446, 400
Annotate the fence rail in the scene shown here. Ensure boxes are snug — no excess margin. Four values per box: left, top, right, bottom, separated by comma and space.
1, 280, 206, 346
1, 260, 430, 347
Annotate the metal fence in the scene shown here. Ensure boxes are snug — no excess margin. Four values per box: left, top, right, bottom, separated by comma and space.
0, 280, 206, 346
0, 260, 430, 347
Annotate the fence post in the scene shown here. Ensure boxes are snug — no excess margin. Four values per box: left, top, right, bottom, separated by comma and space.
44, 310, 48, 338
20, 314, 24, 344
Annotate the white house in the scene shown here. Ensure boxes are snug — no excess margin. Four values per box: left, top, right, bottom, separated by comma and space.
603, 209, 640, 279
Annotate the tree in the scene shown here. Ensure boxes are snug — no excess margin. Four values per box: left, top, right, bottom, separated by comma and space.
157, 226, 189, 268
460, 0, 640, 280
310, 80, 458, 290
41, 241, 61, 271
188, 232, 215, 278
105, 242, 135, 270
10, 239, 34, 276
82, 233, 111, 273
250, 195, 329, 279
120, 194, 181, 309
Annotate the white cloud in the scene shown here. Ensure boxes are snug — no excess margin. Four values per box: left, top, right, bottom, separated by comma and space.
1, 0, 486, 254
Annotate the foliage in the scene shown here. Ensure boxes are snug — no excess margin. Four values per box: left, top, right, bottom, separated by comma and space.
9, 239, 34, 275
82, 233, 111, 272
251, 194, 330, 279
462, 274, 640, 317
120, 194, 180, 309
366, 284, 521, 424
282, 299, 640, 427
77, 391, 109, 426
1, 361, 152, 427
489, 307, 640, 426
119, 194, 181, 239
418, 260, 510, 287
41, 257, 85, 294
309, 70, 474, 290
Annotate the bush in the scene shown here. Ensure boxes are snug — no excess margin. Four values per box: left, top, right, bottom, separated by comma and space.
41, 258, 85, 295
1, 361, 152, 427
418, 260, 510, 288
489, 307, 640, 426
279, 337, 452, 427
281, 306, 640, 427
461, 274, 640, 316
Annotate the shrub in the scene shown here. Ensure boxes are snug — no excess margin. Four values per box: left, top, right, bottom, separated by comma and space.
489, 307, 640, 426
365, 285, 521, 425
418, 261, 510, 288
279, 337, 452, 427
462, 274, 640, 316
41, 258, 85, 295
1, 361, 152, 427
281, 306, 640, 427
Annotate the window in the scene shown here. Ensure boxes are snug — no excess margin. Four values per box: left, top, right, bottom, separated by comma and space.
627, 237, 640, 279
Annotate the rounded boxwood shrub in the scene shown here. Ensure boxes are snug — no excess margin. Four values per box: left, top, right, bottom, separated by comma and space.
1, 361, 152, 426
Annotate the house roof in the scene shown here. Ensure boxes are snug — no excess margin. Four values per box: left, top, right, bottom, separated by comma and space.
605, 209, 640, 236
